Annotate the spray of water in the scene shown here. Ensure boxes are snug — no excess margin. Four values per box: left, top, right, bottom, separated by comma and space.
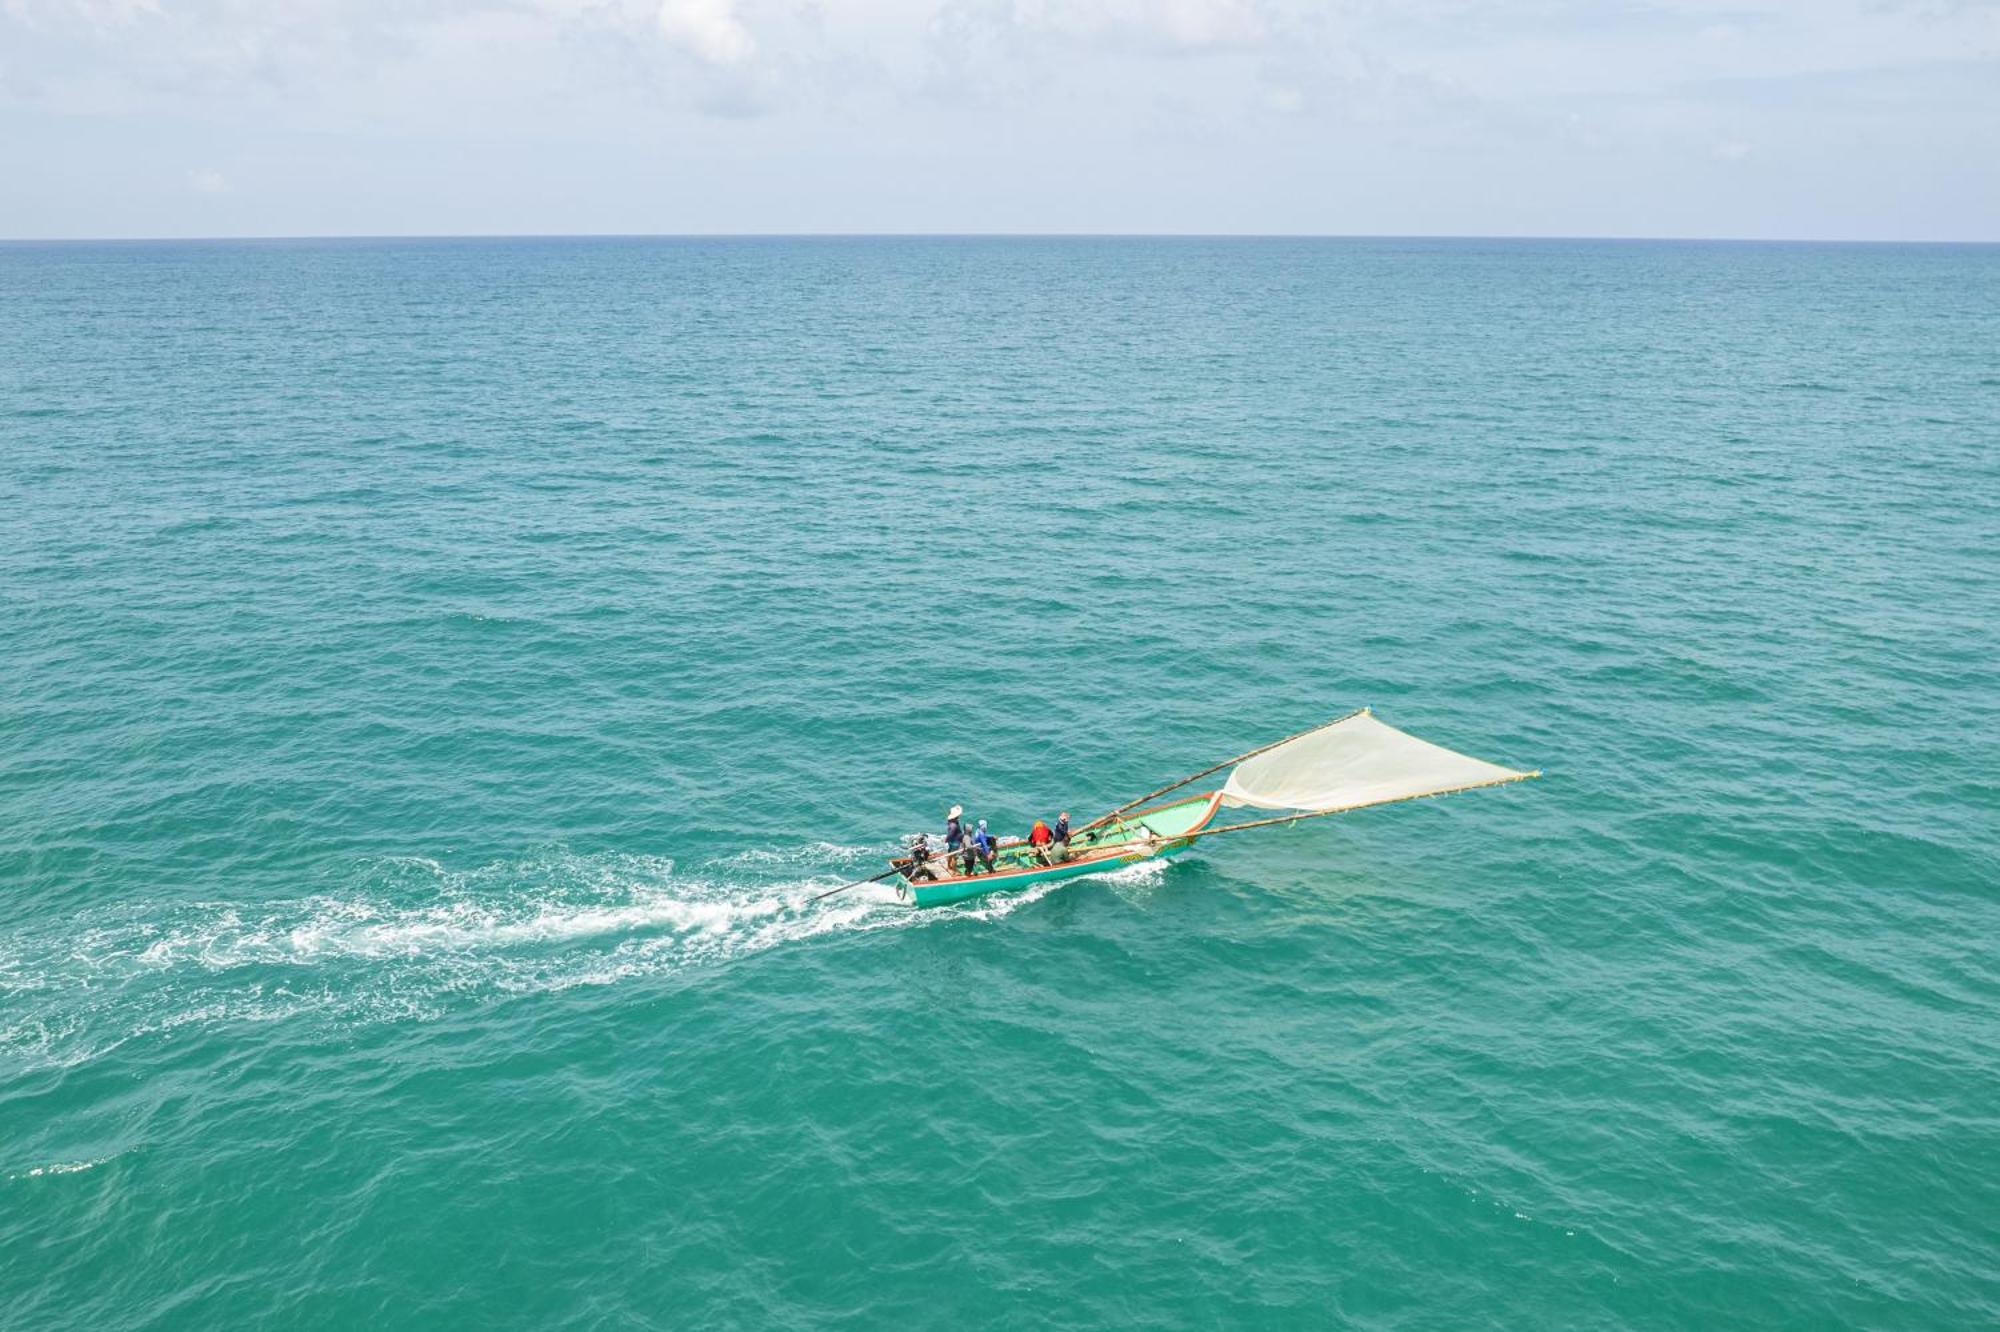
0, 843, 1173, 1075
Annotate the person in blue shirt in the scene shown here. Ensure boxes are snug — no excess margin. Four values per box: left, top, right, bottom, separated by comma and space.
970, 819, 998, 874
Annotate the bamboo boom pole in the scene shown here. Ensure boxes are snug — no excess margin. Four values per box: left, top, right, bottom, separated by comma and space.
1075, 707, 1371, 836
808, 863, 906, 903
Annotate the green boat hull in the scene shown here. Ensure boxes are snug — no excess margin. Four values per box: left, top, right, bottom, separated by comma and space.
898, 792, 1223, 908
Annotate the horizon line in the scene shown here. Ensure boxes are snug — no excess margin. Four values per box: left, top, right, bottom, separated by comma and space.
3, 229, 1997, 247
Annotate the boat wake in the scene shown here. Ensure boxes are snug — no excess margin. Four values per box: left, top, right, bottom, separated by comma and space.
0, 842, 1156, 1074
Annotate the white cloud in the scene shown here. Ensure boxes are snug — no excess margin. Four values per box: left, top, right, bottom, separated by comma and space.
997, 0, 1266, 53
1148, 0, 1262, 50
1262, 83, 1302, 113
656, 0, 755, 66
1, 0, 1995, 238
2, 0, 159, 28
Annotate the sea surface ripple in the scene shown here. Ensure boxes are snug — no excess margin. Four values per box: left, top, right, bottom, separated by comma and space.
2, 237, 1996, 1328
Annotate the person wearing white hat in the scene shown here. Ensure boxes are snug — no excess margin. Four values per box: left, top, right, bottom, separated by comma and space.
944, 805, 967, 861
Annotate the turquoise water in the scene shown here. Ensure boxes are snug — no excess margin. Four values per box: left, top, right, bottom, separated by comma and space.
2, 237, 1996, 1328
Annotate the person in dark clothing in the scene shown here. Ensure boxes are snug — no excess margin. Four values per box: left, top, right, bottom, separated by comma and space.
904, 834, 938, 883
1052, 811, 1071, 861
944, 805, 966, 855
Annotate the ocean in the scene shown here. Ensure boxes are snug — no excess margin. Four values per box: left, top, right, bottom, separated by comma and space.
1, 236, 1995, 1328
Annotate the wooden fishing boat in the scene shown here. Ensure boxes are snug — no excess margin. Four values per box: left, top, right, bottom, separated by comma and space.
816, 709, 1540, 910
895, 790, 1225, 907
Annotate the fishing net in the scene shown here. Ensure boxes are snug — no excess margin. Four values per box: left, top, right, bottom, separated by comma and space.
1220, 711, 1531, 813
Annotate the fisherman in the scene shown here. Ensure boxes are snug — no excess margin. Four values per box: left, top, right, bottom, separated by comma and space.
970, 819, 998, 874
944, 805, 966, 855
1028, 817, 1054, 865
1052, 811, 1071, 854
904, 833, 938, 883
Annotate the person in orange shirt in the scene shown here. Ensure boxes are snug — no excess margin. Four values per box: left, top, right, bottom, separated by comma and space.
1028, 817, 1055, 865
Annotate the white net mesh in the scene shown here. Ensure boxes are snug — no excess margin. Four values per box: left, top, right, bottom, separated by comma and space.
1220, 711, 1531, 813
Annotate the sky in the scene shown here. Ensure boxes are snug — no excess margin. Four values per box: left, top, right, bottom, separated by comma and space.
1, 0, 1996, 240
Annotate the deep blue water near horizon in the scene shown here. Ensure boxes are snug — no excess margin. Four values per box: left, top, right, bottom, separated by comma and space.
2, 236, 1996, 1329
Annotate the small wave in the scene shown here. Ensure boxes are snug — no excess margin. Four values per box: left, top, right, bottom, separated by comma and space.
11, 1158, 111, 1180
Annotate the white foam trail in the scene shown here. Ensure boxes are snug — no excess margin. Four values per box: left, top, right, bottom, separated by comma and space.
709, 842, 878, 869
1097, 859, 1171, 886
0, 841, 1184, 1073
1097, 857, 1172, 903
